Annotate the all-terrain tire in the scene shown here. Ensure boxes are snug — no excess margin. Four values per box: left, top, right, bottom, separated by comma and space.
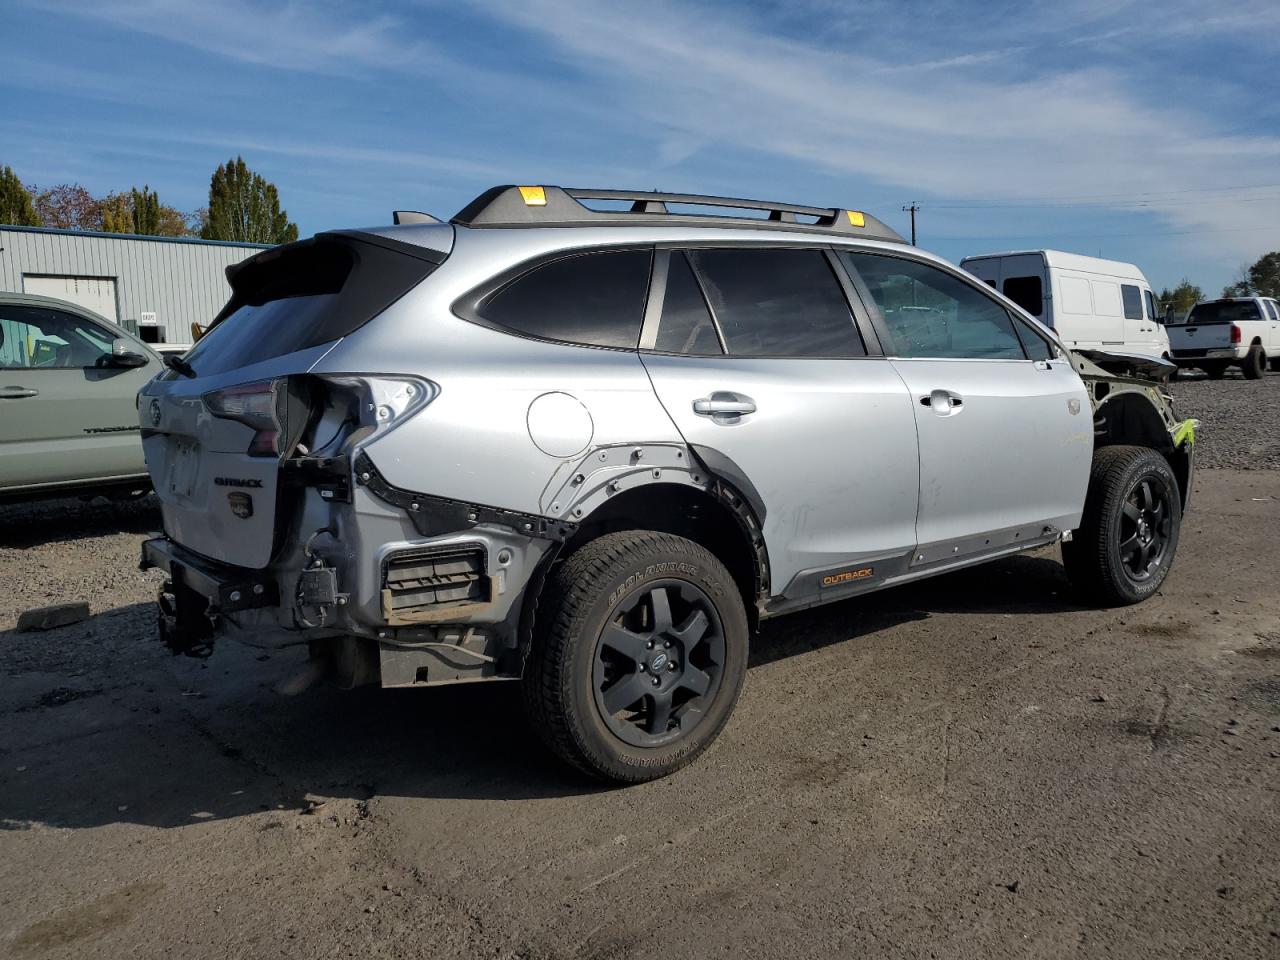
1243, 344, 1266, 380
1062, 445, 1181, 606
523, 531, 749, 783
1203, 362, 1228, 379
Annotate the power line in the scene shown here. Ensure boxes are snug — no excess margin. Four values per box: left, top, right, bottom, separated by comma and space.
926, 181, 1280, 209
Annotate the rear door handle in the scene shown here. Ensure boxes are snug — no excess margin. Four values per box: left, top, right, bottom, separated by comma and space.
920, 389, 963, 416
0, 386, 39, 399
693, 392, 757, 420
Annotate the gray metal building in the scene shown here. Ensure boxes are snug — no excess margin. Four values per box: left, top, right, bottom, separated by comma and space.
0, 226, 269, 345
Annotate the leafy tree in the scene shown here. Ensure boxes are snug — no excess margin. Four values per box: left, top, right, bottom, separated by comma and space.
32, 183, 103, 230
201, 157, 298, 244
0, 165, 40, 226
1219, 252, 1280, 298
1155, 279, 1203, 321
1242, 252, 1280, 299
100, 192, 133, 233
155, 204, 197, 237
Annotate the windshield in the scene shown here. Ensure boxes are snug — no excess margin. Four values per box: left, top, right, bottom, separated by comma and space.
1185, 300, 1260, 325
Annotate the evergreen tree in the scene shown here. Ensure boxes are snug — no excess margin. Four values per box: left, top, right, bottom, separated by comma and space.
0, 166, 42, 226
131, 185, 162, 235
200, 157, 298, 244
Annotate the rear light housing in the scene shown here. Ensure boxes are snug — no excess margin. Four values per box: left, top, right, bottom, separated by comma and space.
203, 379, 287, 456
1230, 324, 1242, 344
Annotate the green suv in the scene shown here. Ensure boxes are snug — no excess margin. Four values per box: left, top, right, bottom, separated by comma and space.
0, 292, 163, 502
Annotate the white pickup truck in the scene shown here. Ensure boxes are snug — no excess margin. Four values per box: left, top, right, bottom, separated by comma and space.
1166, 297, 1280, 379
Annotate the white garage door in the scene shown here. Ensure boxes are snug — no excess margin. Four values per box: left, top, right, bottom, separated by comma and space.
23, 275, 119, 324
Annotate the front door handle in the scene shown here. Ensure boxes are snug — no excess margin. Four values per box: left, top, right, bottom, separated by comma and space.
693, 391, 757, 421
920, 389, 963, 416
0, 386, 39, 399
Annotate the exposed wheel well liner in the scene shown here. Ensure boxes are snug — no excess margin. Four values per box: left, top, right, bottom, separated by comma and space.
558, 482, 768, 623
1092, 392, 1191, 508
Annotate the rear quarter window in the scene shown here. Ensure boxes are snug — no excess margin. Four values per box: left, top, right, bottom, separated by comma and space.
478, 249, 652, 349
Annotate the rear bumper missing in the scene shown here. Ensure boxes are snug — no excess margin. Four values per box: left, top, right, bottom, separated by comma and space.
141, 537, 280, 614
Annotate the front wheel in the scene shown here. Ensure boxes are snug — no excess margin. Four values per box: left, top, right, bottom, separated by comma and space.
1062, 446, 1182, 606
524, 531, 749, 782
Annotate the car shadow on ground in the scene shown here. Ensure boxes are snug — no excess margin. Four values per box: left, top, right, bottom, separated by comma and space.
0, 494, 159, 549
0, 552, 1083, 831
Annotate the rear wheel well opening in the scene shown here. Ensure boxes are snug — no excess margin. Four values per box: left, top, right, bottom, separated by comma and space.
560, 483, 766, 626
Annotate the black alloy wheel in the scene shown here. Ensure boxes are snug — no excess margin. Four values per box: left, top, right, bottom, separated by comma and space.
1116, 476, 1173, 583
591, 580, 726, 748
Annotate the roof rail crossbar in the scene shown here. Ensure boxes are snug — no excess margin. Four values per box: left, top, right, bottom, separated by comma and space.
451, 185, 905, 242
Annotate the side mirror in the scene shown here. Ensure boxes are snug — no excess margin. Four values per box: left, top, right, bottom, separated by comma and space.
105, 338, 149, 368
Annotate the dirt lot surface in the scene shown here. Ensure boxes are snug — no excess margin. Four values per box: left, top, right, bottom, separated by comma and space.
2, 381, 1279, 958
1170, 369, 1280, 470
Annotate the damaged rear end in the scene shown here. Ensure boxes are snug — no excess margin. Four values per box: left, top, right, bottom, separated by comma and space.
138, 226, 543, 683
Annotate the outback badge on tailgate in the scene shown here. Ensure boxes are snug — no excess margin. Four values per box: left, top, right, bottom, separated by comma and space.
227, 491, 253, 519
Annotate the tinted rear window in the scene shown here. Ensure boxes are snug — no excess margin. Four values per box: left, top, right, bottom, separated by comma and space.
1185, 300, 1261, 324
184, 237, 437, 378
480, 250, 651, 349
1002, 275, 1042, 316
688, 248, 863, 357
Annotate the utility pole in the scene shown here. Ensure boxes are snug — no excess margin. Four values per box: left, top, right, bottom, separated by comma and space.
902, 202, 919, 246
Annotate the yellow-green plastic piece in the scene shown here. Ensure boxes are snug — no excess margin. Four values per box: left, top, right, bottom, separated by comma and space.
1172, 419, 1198, 448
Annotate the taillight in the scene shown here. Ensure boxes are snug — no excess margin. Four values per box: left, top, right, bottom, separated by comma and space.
1230, 324, 1242, 344
203, 379, 286, 456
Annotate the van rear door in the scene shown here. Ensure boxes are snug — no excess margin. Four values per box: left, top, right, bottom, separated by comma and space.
994, 255, 1048, 327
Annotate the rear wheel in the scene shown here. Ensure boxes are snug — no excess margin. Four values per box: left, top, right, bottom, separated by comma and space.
524, 531, 749, 782
1202, 362, 1228, 379
1243, 344, 1266, 380
1063, 446, 1181, 606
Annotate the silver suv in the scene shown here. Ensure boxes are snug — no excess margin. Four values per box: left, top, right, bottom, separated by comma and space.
139, 185, 1196, 782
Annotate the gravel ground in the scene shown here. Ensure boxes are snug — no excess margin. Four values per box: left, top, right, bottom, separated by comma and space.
1170, 367, 1280, 470
1, 384, 1278, 959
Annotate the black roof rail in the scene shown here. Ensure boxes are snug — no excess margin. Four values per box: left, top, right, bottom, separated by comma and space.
452, 185, 905, 242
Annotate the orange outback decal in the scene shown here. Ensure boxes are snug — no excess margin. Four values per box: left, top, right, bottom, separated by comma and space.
821, 566, 874, 587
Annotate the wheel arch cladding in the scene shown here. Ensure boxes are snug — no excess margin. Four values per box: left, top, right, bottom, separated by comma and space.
559, 482, 767, 624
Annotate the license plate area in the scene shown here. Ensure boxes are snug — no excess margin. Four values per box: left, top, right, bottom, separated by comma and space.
167, 439, 201, 500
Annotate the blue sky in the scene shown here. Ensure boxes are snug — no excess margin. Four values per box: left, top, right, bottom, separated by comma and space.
6, 0, 1280, 293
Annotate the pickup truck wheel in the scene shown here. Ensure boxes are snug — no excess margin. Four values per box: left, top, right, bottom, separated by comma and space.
1062, 446, 1181, 607
1203, 363, 1228, 379
1270, 357, 1280, 372
524, 531, 748, 783
1243, 344, 1266, 380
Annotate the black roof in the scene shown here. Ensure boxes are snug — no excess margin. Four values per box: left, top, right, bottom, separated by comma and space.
452, 185, 905, 242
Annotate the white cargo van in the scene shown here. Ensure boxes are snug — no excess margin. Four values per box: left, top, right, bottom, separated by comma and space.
960, 250, 1170, 361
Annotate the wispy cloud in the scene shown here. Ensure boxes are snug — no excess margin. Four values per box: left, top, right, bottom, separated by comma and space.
36, 0, 432, 73
473, 0, 1280, 258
